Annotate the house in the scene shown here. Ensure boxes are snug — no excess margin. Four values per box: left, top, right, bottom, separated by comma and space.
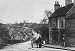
48, 0, 75, 46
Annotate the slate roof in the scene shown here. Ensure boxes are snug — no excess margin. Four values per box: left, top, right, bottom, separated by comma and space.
66, 4, 75, 17
51, 3, 74, 17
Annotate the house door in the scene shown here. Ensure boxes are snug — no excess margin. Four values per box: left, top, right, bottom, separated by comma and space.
52, 30, 59, 44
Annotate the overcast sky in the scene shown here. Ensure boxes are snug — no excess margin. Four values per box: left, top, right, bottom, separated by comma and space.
0, 0, 65, 24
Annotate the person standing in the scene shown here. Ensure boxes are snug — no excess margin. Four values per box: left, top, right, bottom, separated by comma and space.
38, 37, 43, 48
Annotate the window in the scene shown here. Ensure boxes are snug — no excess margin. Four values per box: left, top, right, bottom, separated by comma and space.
61, 21, 63, 27
57, 18, 65, 29
51, 18, 56, 27
66, 22, 71, 28
60, 18, 65, 28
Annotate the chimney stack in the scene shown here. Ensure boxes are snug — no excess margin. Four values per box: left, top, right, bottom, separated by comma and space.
73, 0, 75, 4
65, 0, 72, 6
54, 1, 60, 10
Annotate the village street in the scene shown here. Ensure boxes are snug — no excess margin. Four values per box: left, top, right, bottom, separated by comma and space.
0, 41, 67, 51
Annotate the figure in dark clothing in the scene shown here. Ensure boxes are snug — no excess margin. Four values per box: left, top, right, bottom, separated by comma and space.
36, 37, 43, 48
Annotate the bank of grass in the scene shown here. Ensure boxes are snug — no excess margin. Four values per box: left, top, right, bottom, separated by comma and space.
0, 36, 32, 49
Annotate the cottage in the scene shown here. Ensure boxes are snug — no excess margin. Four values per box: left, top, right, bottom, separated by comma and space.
48, 0, 75, 46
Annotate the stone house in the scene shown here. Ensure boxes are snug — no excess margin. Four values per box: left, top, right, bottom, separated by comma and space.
48, 0, 75, 46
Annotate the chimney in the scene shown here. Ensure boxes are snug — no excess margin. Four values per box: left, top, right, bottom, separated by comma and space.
65, 0, 72, 6
54, 1, 60, 10
73, 0, 75, 4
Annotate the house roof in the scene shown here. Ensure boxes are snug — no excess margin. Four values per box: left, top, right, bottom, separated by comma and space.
66, 4, 75, 17
51, 3, 74, 17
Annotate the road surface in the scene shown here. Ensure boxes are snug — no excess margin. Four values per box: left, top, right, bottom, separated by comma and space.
0, 41, 67, 51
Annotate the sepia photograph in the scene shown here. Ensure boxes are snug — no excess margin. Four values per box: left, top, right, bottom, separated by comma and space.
0, 0, 75, 51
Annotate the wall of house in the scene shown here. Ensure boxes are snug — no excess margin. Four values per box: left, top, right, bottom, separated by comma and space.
65, 17, 75, 46
65, 18, 75, 34
49, 17, 66, 45
48, 17, 59, 44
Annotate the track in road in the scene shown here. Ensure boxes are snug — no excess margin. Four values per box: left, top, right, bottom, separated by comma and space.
0, 41, 67, 51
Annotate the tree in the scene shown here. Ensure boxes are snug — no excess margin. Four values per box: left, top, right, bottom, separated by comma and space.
39, 25, 49, 41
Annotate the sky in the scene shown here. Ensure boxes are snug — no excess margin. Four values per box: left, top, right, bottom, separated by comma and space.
0, 0, 65, 24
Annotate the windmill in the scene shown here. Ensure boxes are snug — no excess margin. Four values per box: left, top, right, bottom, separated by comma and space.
40, 10, 52, 24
